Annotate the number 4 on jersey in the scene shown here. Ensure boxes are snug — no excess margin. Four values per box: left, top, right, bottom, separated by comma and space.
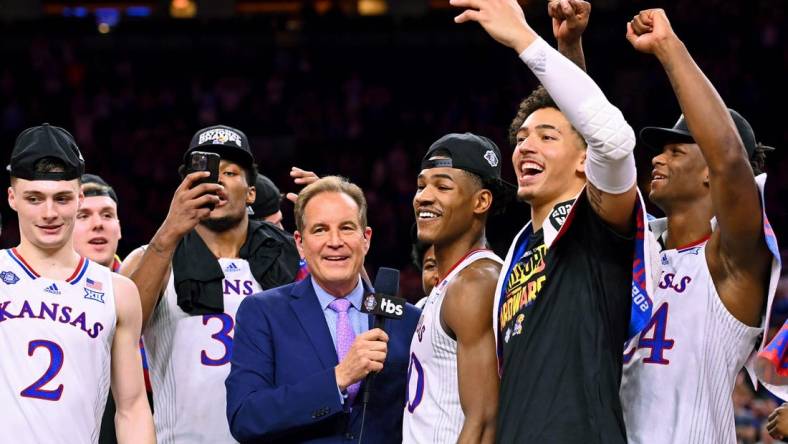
624, 302, 674, 365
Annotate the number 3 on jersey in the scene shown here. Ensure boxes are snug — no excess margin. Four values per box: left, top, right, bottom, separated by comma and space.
201, 313, 234, 366
20, 340, 65, 401
624, 302, 674, 365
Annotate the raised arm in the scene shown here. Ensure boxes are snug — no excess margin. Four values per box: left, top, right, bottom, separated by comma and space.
442, 260, 501, 444
111, 274, 155, 444
549, 0, 590, 71
119, 171, 221, 326
627, 9, 771, 325
452, 0, 637, 234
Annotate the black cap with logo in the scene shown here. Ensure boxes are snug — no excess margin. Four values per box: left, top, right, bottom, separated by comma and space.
7, 123, 85, 181
640, 109, 774, 159
185, 124, 255, 170
250, 173, 282, 219
421, 132, 515, 212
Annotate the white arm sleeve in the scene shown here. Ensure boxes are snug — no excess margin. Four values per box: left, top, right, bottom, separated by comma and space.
519, 38, 636, 194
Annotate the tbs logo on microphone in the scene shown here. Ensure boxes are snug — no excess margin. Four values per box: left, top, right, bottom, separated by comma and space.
362, 293, 406, 319
381, 297, 403, 316
362, 267, 406, 320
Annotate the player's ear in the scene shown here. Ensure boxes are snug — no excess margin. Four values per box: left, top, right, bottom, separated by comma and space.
576, 149, 587, 175
8, 186, 17, 211
473, 189, 493, 215
246, 185, 256, 206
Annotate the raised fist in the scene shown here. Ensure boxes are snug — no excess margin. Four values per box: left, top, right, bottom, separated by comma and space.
626, 8, 678, 55
549, 0, 591, 44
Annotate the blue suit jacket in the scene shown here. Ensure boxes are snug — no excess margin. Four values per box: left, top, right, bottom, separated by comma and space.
226, 278, 420, 443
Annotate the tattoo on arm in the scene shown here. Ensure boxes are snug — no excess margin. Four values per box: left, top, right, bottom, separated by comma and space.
587, 184, 604, 215
558, 42, 587, 72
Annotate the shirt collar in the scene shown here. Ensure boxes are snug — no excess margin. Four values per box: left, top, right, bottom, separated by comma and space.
312, 276, 365, 311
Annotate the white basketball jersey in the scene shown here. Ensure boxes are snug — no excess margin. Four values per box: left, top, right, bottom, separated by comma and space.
0, 248, 116, 444
403, 249, 503, 444
620, 235, 764, 444
144, 258, 261, 444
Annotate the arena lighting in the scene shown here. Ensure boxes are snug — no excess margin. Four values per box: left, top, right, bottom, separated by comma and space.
314, 0, 332, 15
358, 0, 387, 16
63, 7, 88, 18
126, 6, 152, 17
170, 0, 197, 18
95, 7, 120, 34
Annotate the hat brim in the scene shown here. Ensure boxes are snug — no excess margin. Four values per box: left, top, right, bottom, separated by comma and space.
185, 145, 254, 169
639, 126, 695, 153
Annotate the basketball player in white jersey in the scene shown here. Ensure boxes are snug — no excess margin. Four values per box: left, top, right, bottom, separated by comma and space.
620, 10, 781, 443
121, 125, 300, 443
403, 133, 512, 443
1, 124, 154, 444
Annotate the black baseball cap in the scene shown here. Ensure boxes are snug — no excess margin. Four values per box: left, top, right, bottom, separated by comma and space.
421, 132, 516, 212
640, 109, 773, 159
184, 125, 255, 170
7, 123, 85, 181
250, 173, 282, 219
81, 173, 118, 203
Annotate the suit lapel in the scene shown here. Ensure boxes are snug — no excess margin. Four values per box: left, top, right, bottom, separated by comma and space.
289, 279, 339, 369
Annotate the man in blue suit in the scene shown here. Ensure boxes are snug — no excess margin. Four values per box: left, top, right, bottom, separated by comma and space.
226, 176, 420, 443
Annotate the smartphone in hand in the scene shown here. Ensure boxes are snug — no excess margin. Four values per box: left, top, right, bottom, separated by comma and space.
186, 151, 220, 209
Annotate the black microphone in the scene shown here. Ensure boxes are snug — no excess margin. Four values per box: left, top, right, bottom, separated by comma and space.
359, 267, 405, 404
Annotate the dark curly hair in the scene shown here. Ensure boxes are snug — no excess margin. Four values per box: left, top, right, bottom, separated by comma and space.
508, 85, 584, 148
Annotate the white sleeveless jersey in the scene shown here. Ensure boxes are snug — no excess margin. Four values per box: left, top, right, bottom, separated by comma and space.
403, 249, 503, 444
0, 248, 116, 444
144, 258, 262, 444
620, 236, 766, 444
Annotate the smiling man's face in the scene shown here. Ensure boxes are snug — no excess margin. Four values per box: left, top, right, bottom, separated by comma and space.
294, 191, 371, 297
8, 178, 82, 252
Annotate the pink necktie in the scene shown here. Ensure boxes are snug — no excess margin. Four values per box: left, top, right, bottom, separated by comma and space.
329, 298, 359, 406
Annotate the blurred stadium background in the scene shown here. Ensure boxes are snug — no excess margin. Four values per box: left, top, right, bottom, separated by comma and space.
0, 2, 785, 440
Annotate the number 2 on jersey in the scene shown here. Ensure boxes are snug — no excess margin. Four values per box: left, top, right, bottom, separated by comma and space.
20, 340, 65, 401
624, 302, 674, 365
201, 313, 234, 366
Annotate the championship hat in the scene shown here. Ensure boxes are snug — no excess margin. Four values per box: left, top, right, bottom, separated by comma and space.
184, 124, 255, 170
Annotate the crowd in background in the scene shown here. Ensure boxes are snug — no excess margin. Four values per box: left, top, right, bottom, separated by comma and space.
0, 2, 785, 441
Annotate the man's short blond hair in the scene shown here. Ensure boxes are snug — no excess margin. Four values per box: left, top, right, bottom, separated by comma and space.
294, 176, 368, 233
